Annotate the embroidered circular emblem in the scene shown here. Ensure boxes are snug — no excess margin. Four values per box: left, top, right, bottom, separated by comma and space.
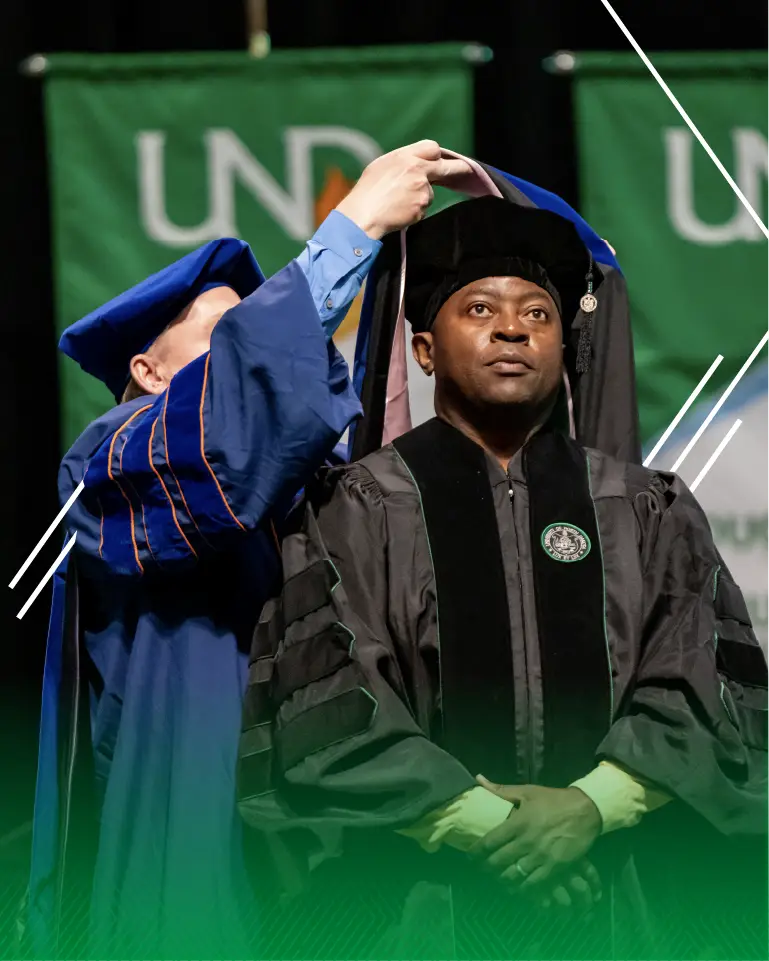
580, 292, 598, 313
541, 523, 592, 563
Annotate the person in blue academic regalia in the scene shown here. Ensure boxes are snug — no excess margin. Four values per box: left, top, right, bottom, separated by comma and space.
27, 140, 469, 961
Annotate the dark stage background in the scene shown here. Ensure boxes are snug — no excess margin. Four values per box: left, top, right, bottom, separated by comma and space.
0, 0, 765, 905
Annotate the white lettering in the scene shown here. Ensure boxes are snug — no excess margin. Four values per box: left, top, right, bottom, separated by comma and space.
137, 130, 234, 245
137, 126, 382, 247
665, 127, 768, 244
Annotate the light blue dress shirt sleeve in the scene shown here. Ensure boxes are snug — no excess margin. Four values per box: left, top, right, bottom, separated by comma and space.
295, 209, 383, 342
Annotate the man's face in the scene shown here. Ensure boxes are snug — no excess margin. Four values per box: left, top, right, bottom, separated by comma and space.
129, 285, 241, 395
412, 276, 564, 413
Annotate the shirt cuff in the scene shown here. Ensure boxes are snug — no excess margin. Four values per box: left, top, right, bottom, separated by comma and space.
310, 209, 382, 272
396, 787, 513, 854
570, 760, 672, 834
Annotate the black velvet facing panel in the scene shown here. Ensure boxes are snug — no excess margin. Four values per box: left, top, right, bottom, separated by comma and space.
242, 657, 275, 729
717, 638, 769, 688
273, 625, 354, 704
276, 682, 377, 773
522, 430, 612, 786
393, 418, 518, 783
237, 723, 274, 800
350, 234, 402, 462
282, 559, 339, 625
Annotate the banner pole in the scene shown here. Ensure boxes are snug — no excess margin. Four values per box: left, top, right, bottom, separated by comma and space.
19, 54, 48, 77
542, 50, 576, 74
246, 0, 270, 58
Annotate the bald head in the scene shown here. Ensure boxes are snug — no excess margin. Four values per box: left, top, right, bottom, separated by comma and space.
125, 285, 241, 399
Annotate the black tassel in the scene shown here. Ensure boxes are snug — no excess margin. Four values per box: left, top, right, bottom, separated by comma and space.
575, 310, 593, 374
576, 254, 596, 374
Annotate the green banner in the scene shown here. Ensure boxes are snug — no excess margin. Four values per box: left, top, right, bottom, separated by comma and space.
574, 51, 769, 657
573, 51, 768, 443
43, 46, 481, 447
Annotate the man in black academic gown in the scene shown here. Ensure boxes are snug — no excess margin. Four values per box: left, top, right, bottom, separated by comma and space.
238, 197, 768, 961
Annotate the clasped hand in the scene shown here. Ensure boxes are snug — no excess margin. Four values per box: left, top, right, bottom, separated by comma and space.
470, 776, 603, 912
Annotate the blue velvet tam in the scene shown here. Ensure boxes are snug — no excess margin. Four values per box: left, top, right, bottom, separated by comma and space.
59, 238, 265, 400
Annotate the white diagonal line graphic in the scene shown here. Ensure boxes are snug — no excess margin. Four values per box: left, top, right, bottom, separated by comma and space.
671, 332, 768, 473
690, 419, 742, 492
16, 533, 77, 620
9, 480, 84, 589
601, 0, 769, 472
598, 0, 769, 239
643, 355, 723, 467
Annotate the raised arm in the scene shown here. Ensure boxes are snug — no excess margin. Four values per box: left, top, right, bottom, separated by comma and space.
65, 216, 375, 576
65, 141, 470, 577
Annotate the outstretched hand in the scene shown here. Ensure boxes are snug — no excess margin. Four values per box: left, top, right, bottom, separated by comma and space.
470, 776, 602, 894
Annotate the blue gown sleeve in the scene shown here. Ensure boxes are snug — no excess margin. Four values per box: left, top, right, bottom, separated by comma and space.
69, 214, 379, 575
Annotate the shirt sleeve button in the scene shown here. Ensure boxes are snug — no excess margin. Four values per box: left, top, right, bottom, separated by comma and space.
353, 247, 363, 257
326, 298, 334, 309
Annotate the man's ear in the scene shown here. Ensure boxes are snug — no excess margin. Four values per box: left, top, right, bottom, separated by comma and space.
129, 353, 169, 396
412, 332, 435, 377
